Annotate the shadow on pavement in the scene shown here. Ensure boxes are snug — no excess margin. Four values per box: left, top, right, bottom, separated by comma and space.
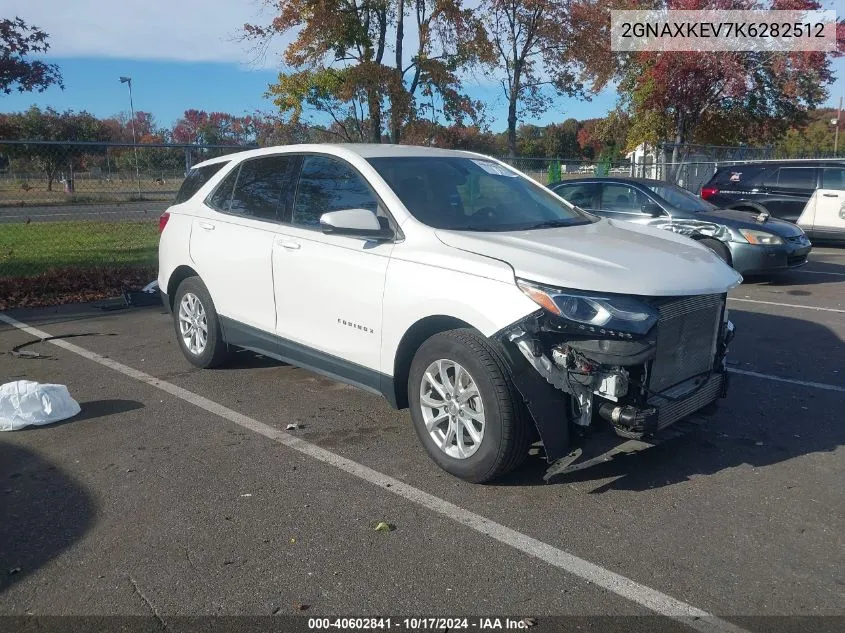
0, 442, 95, 594
496, 308, 845, 491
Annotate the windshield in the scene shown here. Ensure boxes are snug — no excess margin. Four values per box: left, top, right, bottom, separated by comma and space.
367, 157, 594, 231
646, 183, 717, 213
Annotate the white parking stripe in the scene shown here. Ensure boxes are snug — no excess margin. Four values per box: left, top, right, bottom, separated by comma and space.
0, 312, 749, 633
794, 269, 845, 277
728, 298, 845, 314
728, 368, 845, 393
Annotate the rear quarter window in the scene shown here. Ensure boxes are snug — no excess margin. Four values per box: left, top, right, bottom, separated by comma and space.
174, 162, 229, 204
712, 166, 767, 186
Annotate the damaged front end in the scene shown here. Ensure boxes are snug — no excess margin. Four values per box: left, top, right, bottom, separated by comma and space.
495, 281, 735, 480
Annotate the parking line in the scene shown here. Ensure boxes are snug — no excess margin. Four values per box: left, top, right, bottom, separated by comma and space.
793, 269, 845, 277
728, 368, 845, 393
0, 311, 749, 633
728, 298, 845, 314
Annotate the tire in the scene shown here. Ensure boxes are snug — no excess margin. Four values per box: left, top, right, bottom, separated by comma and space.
172, 276, 229, 368
698, 237, 732, 266
407, 328, 532, 483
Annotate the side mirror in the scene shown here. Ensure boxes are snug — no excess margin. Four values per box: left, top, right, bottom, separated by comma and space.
642, 202, 664, 217
319, 209, 394, 241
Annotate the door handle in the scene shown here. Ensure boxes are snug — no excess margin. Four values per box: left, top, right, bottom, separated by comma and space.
197, 221, 215, 230
279, 240, 301, 250
822, 193, 839, 198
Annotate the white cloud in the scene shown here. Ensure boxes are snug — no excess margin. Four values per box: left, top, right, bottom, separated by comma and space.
5, 0, 288, 66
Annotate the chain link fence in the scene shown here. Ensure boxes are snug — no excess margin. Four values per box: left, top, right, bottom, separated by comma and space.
0, 141, 249, 308
0, 139, 834, 308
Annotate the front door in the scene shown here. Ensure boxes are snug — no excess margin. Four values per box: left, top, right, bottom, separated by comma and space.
272, 154, 394, 375
799, 166, 845, 239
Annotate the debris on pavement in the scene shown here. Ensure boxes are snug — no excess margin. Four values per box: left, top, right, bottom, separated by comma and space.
123, 280, 161, 307
9, 332, 113, 360
285, 423, 304, 431
374, 522, 395, 532
0, 380, 81, 431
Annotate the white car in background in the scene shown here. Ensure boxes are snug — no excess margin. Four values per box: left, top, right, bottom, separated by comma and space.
158, 144, 741, 483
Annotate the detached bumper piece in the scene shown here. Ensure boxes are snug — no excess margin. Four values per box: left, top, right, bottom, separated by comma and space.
543, 415, 709, 482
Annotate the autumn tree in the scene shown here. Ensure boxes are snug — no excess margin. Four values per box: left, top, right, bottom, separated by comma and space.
171, 110, 263, 145
619, 0, 844, 174
482, 0, 614, 156
0, 17, 63, 95
0, 107, 109, 190
245, 0, 492, 143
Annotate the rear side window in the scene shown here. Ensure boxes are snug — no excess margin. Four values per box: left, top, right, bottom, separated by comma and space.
555, 183, 598, 208
230, 156, 298, 221
206, 167, 239, 213
599, 183, 649, 212
776, 167, 816, 189
206, 156, 299, 221
292, 155, 378, 229
174, 162, 228, 204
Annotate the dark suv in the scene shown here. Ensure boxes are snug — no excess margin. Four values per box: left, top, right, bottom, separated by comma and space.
700, 161, 845, 241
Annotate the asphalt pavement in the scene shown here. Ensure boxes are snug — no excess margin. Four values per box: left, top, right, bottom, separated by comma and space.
0, 247, 843, 633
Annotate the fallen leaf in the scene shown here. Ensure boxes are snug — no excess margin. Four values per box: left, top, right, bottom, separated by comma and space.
290, 537, 296, 544
294, 603, 310, 611
374, 521, 395, 532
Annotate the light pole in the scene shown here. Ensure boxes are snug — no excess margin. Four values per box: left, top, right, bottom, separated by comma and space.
119, 76, 142, 199
834, 96, 843, 157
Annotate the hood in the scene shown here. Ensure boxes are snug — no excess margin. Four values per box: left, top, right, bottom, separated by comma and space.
435, 218, 742, 297
697, 208, 804, 237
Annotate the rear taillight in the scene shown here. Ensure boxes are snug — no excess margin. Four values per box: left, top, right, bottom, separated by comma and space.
159, 211, 170, 233
700, 186, 719, 201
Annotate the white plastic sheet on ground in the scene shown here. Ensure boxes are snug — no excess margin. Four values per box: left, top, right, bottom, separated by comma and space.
0, 381, 81, 431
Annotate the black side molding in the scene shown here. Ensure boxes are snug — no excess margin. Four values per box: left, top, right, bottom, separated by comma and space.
219, 316, 396, 404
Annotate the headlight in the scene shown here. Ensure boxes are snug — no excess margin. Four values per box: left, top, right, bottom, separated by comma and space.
738, 229, 783, 245
516, 280, 658, 337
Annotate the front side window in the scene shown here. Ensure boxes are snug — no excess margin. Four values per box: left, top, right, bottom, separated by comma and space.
647, 183, 716, 213
821, 167, 845, 190
292, 155, 379, 229
777, 167, 816, 189
368, 157, 592, 231
175, 162, 228, 204
599, 184, 649, 213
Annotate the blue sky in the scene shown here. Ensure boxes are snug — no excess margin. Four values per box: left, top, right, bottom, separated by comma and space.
1, 0, 843, 132
0, 58, 622, 130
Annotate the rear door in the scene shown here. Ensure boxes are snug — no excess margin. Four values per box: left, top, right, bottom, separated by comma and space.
597, 182, 659, 225
762, 167, 817, 222
800, 166, 845, 239
189, 155, 298, 333
553, 182, 600, 212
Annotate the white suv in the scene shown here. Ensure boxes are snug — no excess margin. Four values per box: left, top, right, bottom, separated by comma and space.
158, 144, 741, 483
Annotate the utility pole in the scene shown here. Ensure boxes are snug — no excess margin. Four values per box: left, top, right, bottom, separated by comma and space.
835, 96, 843, 157
120, 76, 142, 199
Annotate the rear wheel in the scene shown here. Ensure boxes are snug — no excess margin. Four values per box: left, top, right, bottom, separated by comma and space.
173, 276, 228, 368
408, 329, 531, 483
698, 237, 732, 266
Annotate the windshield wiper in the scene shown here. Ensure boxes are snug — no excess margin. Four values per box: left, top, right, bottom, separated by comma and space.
517, 220, 576, 230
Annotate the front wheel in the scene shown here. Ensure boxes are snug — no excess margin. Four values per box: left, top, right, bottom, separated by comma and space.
408, 329, 532, 483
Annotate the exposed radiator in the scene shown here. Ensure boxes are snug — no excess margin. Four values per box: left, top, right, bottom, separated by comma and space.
649, 373, 724, 429
649, 294, 724, 393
